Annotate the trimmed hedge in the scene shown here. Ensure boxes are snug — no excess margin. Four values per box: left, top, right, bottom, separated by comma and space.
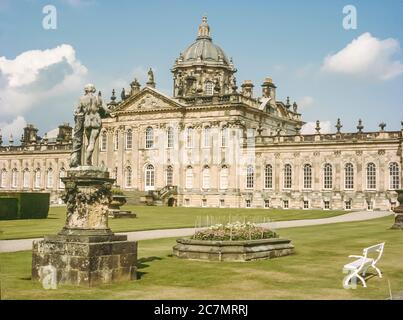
0, 192, 50, 220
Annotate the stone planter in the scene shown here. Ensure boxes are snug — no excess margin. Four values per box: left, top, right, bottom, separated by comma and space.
173, 238, 294, 262
392, 189, 403, 230
108, 195, 136, 219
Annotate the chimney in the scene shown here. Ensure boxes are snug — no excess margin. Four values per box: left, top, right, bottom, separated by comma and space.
261, 77, 276, 103
57, 123, 72, 142
22, 124, 38, 145
241, 80, 254, 98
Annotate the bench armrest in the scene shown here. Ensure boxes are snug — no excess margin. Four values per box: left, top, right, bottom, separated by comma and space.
348, 255, 363, 259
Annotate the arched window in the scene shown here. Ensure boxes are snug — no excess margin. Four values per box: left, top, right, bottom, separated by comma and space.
221, 126, 228, 147
246, 165, 254, 189
366, 163, 376, 189
203, 127, 211, 148
23, 169, 30, 189
345, 163, 354, 189
284, 164, 292, 189
125, 166, 132, 188
303, 164, 312, 189
264, 164, 273, 189
34, 169, 41, 189
186, 166, 193, 189
145, 127, 154, 149
202, 166, 210, 189
125, 129, 133, 150
59, 168, 66, 189
323, 163, 333, 189
220, 166, 229, 190
0, 169, 6, 188
100, 131, 107, 151
47, 168, 53, 189
167, 127, 174, 148
114, 130, 119, 150
205, 81, 213, 95
186, 127, 193, 148
389, 162, 400, 190
166, 166, 173, 186
145, 164, 155, 190
11, 168, 18, 189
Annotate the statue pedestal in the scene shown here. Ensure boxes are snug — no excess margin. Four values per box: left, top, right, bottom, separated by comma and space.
391, 190, 403, 230
32, 166, 137, 286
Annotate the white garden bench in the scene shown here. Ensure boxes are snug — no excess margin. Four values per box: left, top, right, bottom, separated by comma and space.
343, 242, 385, 288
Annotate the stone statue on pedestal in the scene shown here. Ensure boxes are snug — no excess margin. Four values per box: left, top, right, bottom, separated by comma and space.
32, 84, 137, 287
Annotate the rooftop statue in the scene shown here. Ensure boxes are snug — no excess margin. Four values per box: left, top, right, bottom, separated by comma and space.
70, 84, 109, 167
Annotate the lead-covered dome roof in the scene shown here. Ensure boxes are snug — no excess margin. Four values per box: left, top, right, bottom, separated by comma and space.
174, 17, 233, 69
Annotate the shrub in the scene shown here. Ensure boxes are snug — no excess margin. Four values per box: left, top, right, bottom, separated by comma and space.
0, 192, 50, 220
0, 198, 18, 220
193, 221, 278, 241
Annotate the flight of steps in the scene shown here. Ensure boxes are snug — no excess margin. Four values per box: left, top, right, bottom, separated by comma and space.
122, 190, 148, 206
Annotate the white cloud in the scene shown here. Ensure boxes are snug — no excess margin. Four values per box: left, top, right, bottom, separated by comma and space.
46, 127, 59, 139
322, 32, 403, 80
0, 44, 88, 119
298, 96, 314, 109
0, 116, 27, 143
301, 120, 332, 134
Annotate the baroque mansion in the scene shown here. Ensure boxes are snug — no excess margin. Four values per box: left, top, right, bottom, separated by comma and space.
0, 17, 401, 211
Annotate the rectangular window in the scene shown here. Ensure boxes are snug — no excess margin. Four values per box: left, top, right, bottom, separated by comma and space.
167, 128, 174, 148
202, 199, 207, 207
283, 200, 289, 209
203, 127, 211, 148
186, 127, 193, 148
220, 199, 225, 208
303, 200, 309, 209
345, 200, 352, 210
264, 165, 273, 189
367, 201, 374, 211
246, 199, 251, 208
185, 199, 190, 207
264, 200, 270, 208
324, 201, 330, 210
221, 127, 228, 147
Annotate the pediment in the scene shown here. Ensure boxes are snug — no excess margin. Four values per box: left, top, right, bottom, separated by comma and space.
111, 87, 183, 114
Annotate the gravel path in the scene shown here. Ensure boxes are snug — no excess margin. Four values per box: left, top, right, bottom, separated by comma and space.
0, 211, 393, 253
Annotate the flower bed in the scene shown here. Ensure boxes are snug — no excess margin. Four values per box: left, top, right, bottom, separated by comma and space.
193, 221, 277, 241
173, 221, 294, 262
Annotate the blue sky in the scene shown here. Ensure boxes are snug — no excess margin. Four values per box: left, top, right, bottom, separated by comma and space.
0, 0, 402, 140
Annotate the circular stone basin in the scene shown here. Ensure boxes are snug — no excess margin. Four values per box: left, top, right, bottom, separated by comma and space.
173, 238, 294, 262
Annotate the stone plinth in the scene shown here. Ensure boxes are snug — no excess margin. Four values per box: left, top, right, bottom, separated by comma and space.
32, 166, 137, 286
32, 234, 137, 286
392, 190, 403, 230
173, 238, 294, 262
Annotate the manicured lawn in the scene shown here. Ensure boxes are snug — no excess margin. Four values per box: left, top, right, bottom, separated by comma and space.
1, 216, 401, 300
0, 205, 345, 240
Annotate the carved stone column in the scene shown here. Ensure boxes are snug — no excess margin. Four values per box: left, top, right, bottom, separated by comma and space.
391, 189, 403, 230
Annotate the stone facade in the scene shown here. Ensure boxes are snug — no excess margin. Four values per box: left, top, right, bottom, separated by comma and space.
0, 17, 402, 210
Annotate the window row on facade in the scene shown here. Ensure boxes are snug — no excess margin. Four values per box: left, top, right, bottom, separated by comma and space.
0, 168, 66, 189
245, 162, 400, 190
119, 162, 400, 191
100, 126, 230, 151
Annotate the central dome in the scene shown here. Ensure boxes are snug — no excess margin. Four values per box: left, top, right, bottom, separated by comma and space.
176, 16, 232, 68
182, 39, 230, 65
